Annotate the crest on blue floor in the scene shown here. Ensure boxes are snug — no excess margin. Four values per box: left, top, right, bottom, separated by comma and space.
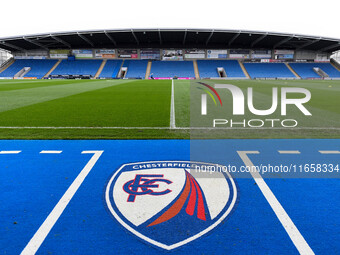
105, 161, 238, 250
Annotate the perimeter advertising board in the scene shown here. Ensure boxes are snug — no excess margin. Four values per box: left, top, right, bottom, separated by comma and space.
207, 50, 227, 59
95, 49, 116, 59
229, 49, 250, 59
251, 50, 271, 59
72, 50, 93, 59
274, 50, 294, 59
140, 49, 161, 60
315, 53, 329, 62
184, 49, 205, 59
117, 49, 138, 58
50, 50, 70, 59
162, 50, 183, 60
14, 56, 47, 59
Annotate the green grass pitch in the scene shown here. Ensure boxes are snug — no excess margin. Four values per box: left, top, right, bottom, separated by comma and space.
0, 79, 338, 139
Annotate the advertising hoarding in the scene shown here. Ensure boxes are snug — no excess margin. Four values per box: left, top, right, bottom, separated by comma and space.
184, 49, 205, 59
118, 49, 138, 58
95, 49, 116, 59
274, 50, 294, 59
50, 49, 70, 59
229, 49, 250, 59
252, 50, 271, 59
162, 50, 183, 60
72, 49, 93, 59
207, 50, 227, 59
315, 53, 329, 62
140, 49, 160, 60
14, 56, 47, 59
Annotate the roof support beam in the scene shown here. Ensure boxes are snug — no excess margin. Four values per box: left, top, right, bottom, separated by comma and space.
131, 29, 139, 45
228, 31, 241, 46
104, 31, 117, 46
206, 30, 214, 46
0, 41, 26, 51
182, 30, 187, 45
273, 36, 294, 49
251, 33, 268, 47
319, 42, 340, 52
50, 35, 71, 48
77, 33, 94, 47
23, 37, 49, 50
297, 38, 321, 50
158, 29, 162, 45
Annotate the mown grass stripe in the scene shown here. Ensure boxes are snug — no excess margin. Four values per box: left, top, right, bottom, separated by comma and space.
0, 80, 130, 113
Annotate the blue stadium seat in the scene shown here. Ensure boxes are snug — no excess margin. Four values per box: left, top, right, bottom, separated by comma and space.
243, 63, 296, 79
99, 60, 123, 78
123, 60, 148, 79
197, 60, 246, 78
51, 59, 102, 76
0, 59, 58, 78
150, 61, 195, 78
289, 63, 340, 79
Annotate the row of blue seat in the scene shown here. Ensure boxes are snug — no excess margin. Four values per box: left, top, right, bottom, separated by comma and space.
242, 62, 340, 79
99, 60, 122, 78
51, 60, 102, 76
197, 60, 245, 78
123, 60, 148, 79
98, 60, 148, 78
289, 63, 340, 78
0, 59, 57, 78
150, 61, 195, 78
1, 59, 340, 79
243, 63, 296, 78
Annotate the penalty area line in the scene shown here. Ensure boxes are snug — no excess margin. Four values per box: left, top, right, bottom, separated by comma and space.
237, 151, 314, 255
21, 151, 104, 255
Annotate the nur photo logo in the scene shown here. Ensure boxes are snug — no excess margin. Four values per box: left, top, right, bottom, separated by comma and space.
197, 82, 312, 128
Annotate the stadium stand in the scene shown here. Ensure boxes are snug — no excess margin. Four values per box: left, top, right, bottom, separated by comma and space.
0, 59, 58, 78
197, 60, 246, 78
243, 63, 296, 79
289, 62, 340, 79
51, 59, 102, 77
98, 60, 123, 78
123, 60, 148, 79
150, 61, 195, 78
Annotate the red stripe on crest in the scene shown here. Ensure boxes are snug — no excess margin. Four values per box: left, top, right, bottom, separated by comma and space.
147, 171, 191, 227
185, 175, 197, 216
192, 177, 206, 221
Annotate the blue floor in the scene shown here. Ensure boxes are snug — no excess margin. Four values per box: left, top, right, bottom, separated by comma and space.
0, 140, 339, 254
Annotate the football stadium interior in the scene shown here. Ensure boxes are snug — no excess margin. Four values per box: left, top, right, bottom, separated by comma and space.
0, 28, 339, 139
1, 29, 339, 255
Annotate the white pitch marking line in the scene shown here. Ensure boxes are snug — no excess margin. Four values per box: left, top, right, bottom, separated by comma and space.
319, 150, 340, 154
237, 151, 314, 255
40, 150, 62, 154
278, 150, 301, 154
21, 150, 104, 255
0, 126, 339, 130
0, 150, 21, 154
170, 79, 176, 129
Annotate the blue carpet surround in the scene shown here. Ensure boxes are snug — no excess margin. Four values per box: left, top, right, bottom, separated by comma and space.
0, 139, 339, 255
